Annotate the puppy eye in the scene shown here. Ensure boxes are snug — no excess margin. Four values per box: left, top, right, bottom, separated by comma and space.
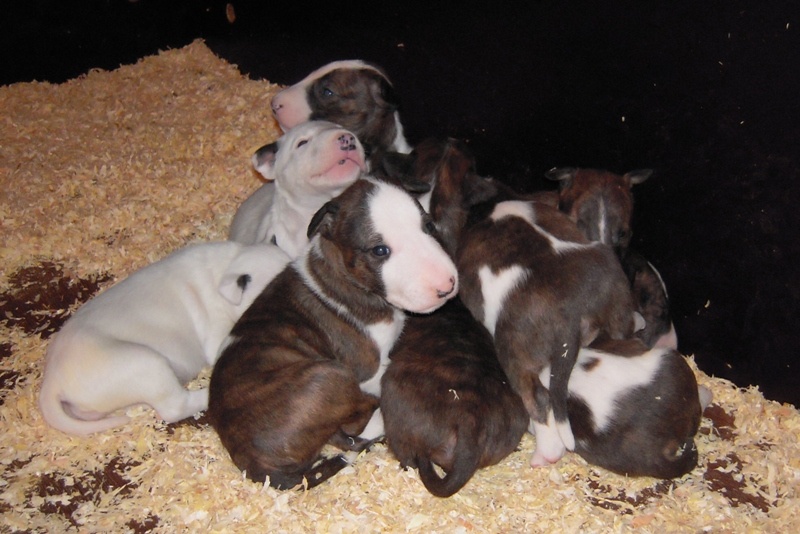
371, 245, 390, 257
424, 220, 437, 235
296, 139, 309, 148
322, 87, 335, 98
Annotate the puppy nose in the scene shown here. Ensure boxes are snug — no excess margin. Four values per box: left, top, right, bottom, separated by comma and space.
271, 101, 283, 112
338, 133, 357, 151
436, 277, 457, 298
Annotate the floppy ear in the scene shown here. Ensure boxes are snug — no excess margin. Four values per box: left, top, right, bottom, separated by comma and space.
251, 142, 279, 180
307, 200, 340, 238
218, 272, 251, 305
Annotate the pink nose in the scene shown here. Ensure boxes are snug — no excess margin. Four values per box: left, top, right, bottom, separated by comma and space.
436, 277, 457, 299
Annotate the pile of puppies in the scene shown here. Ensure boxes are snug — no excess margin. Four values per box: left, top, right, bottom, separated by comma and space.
38, 59, 711, 498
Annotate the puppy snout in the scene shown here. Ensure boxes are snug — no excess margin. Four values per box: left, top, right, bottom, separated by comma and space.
338, 133, 357, 151
436, 277, 457, 299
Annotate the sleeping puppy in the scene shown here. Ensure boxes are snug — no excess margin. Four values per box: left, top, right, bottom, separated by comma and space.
38, 241, 290, 435
381, 138, 528, 497
209, 178, 458, 490
382, 299, 529, 497
540, 337, 712, 478
228, 120, 366, 255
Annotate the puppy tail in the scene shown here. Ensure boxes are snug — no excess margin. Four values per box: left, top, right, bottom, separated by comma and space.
38, 376, 129, 436
415, 425, 480, 498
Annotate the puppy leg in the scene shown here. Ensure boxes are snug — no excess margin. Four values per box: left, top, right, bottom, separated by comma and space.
89, 342, 207, 424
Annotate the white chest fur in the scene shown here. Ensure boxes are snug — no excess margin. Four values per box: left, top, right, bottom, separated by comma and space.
359, 309, 406, 396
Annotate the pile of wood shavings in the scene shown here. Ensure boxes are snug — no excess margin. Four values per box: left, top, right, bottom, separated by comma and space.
1, 41, 799, 533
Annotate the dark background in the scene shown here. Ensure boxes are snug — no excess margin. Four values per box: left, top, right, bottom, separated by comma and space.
3, 1, 798, 406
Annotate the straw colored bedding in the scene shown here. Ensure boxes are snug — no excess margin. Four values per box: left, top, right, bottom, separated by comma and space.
1, 40, 798, 533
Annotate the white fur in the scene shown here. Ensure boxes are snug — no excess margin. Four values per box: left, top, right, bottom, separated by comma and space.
38, 241, 290, 435
228, 121, 366, 256
491, 200, 594, 253
368, 180, 458, 313
478, 264, 527, 335
539, 346, 666, 433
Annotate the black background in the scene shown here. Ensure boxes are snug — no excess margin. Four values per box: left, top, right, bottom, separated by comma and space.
3, 1, 798, 406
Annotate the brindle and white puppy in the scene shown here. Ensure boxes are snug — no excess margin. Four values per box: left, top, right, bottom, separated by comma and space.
209, 178, 458, 490
381, 138, 528, 497
540, 337, 712, 478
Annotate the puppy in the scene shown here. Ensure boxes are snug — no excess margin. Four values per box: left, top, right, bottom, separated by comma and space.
228, 121, 366, 255
270, 60, 411, 155
545, 167, 676, 349
382, 299, 528, 497
230, 59, 414, 252
38, 241, 290, 435
209, 178, 458, 490
540, 337, 712, 478
381, 138, 528, 497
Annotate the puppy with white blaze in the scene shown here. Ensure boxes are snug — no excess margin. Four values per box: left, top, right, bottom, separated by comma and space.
230, 60, 412, 253
228, 120, 366, 254
38, 241, 290, 435
457, 199, 636, 468
209, 178, 458, 490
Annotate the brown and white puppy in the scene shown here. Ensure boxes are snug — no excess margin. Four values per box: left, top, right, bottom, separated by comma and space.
39, 241, 290, 435
381, 139, 528, 497
540, 337, 712, 478
545, 167, 676, 349
228, 121, 366, 255
271, 60, 411, 155
209, 178, 458, 490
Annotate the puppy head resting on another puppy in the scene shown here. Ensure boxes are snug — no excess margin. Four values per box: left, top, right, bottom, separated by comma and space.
271, 60, 411, 154
252, 120, 366, 196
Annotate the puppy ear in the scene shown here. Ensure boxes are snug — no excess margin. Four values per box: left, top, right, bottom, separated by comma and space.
545, 167, 577, 188
307, 201, 340, 238
252, 142, 279, 180
218, 273, 251, 305
625, 168, 654, 185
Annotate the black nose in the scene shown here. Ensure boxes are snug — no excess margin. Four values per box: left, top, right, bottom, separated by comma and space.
339, 133, 357, 151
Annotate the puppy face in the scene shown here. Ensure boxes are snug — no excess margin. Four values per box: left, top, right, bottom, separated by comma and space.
308, 179, 459, 315
251, 121, 366, 197
271, 60, 403, 153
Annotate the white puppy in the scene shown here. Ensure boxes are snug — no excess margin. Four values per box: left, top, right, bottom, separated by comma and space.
38, 241, 290, 435
228, 121, 366, 257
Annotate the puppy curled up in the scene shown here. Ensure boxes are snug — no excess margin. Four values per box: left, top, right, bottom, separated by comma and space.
209, 178, 458, 489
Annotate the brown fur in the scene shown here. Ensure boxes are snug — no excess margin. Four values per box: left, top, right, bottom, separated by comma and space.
209, 180, 403, 490
546, 167, 674, 348
307, 66, 401, 156
382, 299, 528, 497
380, 139, 527, 497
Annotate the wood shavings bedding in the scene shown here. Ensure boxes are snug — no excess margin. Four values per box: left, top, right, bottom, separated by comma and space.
1, 40, 798, 533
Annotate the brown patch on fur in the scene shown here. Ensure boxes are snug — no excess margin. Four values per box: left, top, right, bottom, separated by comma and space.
0, 261, 112, 339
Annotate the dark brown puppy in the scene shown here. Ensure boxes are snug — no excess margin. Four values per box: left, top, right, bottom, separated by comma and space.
545, 167, 676, 349
209, 178, 458, 490
381, 138, 528, 497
